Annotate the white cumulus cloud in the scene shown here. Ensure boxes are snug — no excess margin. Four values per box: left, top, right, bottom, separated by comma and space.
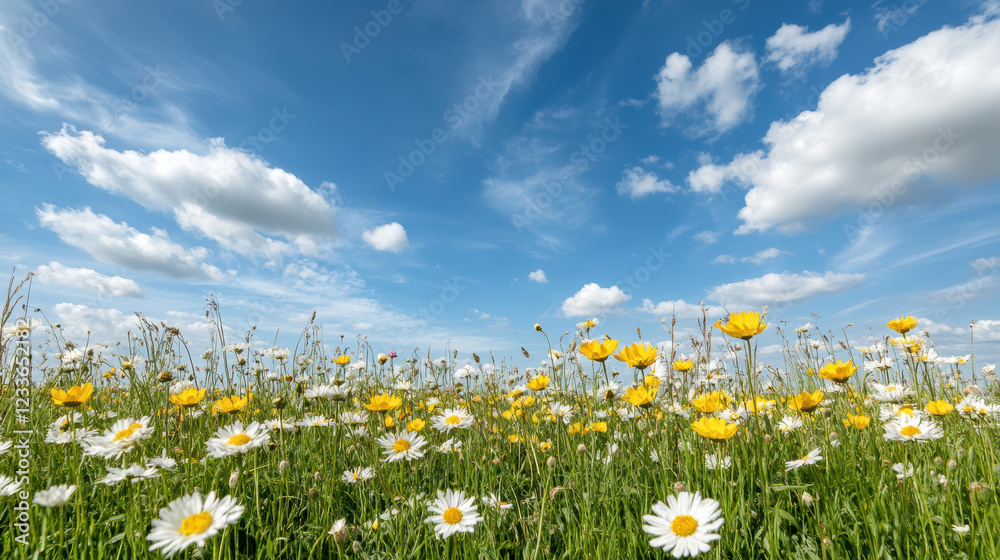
708, 271, 865, 308
42, 126, 337, 259
528, 269, 548, 283
35, 262, 143, 298
639, 299, 726, 320
687, 16, 1000, 234
765, 19, 851, 75
362, 222, 409, 253
37, 205, 224, 280
561, 283, 631, 317
615, 166, 676, 199
655, 42, 761, 135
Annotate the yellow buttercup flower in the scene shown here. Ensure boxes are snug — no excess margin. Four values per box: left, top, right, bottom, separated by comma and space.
169, 387, 207, 408
539, 441, 553, 452
714, 311, 768, 340
213, 394, 251, 415
623, 385, 656, 408
643, 374, 662, 388
526, 375, 550, 391
672, 359, 695, 372
818, 360, 857, 384
334, 355, 351, 365
614, 342, 658, 370
568, 422, 582, 435
690, 417, 738, 442
924, 400, 954, 416
406, 418, 426, 431
789, 390, 824, 413
51, 383, 94, 408
579, 339, 619, 362
365, 393, 402, 412
590, 421, 607, 433
508, 434, 520, 443
886, 315, 918, 335
690, 391, 730, 414
842, 414, 871, 430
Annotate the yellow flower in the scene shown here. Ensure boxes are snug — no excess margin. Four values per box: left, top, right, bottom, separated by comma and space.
567, 422, 582, 435
886, 315, 918, 335
169, 387, 207, 408
365, 393, 402, 412
579, 339, 619, 362
890, 337, 923, 353
690, 391, 730, 414
384, 415, 395, 427
590, 421, 607, 433
508, 434, 521, 443
377, 353, 389, 365
522, 396, 536, 407
643, 374, 662, 388
690, 417, 738, 442
526, 375, 550, 391
924, 400, 954, 416
406, 418, 426, 431
50, 383, 94, 408
818, 360, 857, 384
334, 355, 351, 365
623, 385, 656, 408
714, 311, 768, 340
213, 394, 250, 415
743, 396, 775, 415
613, 342, 658, 370
672, 359, 695, 372
789, 390, 824, 413
539, 441, 553, 452
842, 414, 871, 430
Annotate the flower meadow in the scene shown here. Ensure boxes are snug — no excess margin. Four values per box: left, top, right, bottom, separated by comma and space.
3, 299, 1000, 559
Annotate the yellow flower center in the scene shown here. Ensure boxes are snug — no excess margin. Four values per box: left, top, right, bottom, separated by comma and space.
113, 423, 143, 442
897, 407, 913, 416
445, 415, 461, 425
442, 507, 464, 524
900, 426, 922, 438
352, 473, 360, 480
671, 514, 698, 537
178, 511, 213, 536
227, 433, 252, 446
392, 439, 411, 453
801, 455, 810, 462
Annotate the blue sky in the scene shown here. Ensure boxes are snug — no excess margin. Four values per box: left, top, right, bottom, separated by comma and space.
2, 0, 1000, 367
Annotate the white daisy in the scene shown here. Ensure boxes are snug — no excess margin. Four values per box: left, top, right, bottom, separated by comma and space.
883, 414, 944, 442
784, 448, 823, 472
437, 438, 463, 453
340, 410, 369, 424
642, 491, 724, 557
431, 408, 474, 433
342, 467, 375, 483
481, 493, 514, 514
83, 417, 154, 459
424, 489, 483, 539
298, 415, 332, 428
0, 475, 23, 497
375, 430, 427, 462
870, 382, 915, 403
99, 464, 160, 485
892, 462, 914, 480
33, 484, 76, 507
704, 453, 732, 470
267, 418, 297, 432
45, 426, 96, 445
206, 421, 271, 459
777, 416, 804, 434
146, 491, 244, 558
147, 451, 179, 472
548, 402, 575, 424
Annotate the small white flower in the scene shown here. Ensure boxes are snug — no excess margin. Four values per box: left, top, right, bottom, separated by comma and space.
785, 448, 823, 472
424, 489, 483, 539
642, 491, 724, 557
33, 484, 76, 507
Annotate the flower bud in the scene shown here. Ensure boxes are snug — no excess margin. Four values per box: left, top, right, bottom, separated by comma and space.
546, 456, 556, 468
228, 472, 238, 488
279, 460, 289, 474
